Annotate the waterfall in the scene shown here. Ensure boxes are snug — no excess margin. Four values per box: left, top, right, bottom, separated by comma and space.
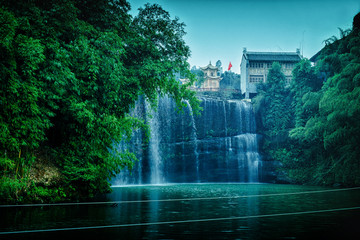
233, 133, 260, 182
112, 96, 266, 185
184, 100, 200, 182
223, 101, 228, 137
146, 101, 163, 184
111, 98, 145, 185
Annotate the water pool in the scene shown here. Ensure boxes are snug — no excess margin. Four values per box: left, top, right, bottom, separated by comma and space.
1, 183, 360, 239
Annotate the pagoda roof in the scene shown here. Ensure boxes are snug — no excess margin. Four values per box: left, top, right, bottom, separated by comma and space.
206, 75, 222, 80
200, 62, 219, 70
243, 51, 302, 62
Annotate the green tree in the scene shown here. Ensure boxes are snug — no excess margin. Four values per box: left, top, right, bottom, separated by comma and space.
290, 59, 323, 129
279, 12, 360, 186
254, 62, 293, 138
0, 0, 199, 202
0, 7, 51, 176
220, 71, 240, 90
252, 62, 294, 184
190, 66, 205, 87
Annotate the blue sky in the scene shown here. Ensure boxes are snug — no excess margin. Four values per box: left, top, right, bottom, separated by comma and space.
128, 0, 360, 74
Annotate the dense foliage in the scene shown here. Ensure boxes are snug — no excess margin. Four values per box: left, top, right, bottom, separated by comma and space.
254, 62, 293, 139
220, 71, 240, 90
254, 12, 360, 186
190, 66, 205, 87
0, 0, 199, 203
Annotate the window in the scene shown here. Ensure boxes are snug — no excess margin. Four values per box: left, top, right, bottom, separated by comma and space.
249, 62, 264, 68
285, 76, 292, 86
249, 75, 264, 83
283, 63, 294, 69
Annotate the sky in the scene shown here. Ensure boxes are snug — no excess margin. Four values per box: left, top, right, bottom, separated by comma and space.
128, 0, 360, 74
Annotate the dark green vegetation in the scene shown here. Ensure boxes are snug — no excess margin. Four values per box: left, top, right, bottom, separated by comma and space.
254, 12, 360, 186
0, 0, 199, 203
220, 71, 240, 90
190, 66, 205, 88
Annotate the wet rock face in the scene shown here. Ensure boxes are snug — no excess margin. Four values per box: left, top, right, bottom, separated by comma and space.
114, 96, 276, 185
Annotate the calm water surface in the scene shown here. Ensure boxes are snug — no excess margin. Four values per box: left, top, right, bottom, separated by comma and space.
1, 183, 360, 239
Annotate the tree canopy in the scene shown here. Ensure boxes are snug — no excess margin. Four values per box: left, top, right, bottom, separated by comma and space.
220, 71, 240, 90
253, 62, 292, 138
0, 0, 199, 202
255, 14, 360, 186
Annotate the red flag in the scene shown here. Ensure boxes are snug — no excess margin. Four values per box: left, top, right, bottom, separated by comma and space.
228, 62, 233, 71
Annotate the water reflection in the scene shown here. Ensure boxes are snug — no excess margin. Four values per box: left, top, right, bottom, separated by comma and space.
147, 190, 159, 238
1, 184, 360, 239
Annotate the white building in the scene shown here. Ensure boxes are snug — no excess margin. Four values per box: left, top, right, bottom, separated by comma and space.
240, 48, 302, 98
200, 62, 222, 91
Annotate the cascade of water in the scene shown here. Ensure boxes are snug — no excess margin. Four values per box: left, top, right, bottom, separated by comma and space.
225, 136, 232, 181
223, 101, 228, 137
233, 101, 244, 134
230, 100, 261, 182
116, 135, 144, 185
112, 140, 128, 185
244, 134, 260, 182
111, 97, 145, 186
133, 132, 143, 184
184, 100, 200, 182
244, 102, 253, 133
113, 96, 267, 185
181, 115, 186, 182
146, 101, 163, 184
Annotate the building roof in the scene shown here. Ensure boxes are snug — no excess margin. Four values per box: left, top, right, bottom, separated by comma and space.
243, 51, 302, 62
200, 62, 219, 70
310, 49, 323, 62
207, 75, 222, 80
